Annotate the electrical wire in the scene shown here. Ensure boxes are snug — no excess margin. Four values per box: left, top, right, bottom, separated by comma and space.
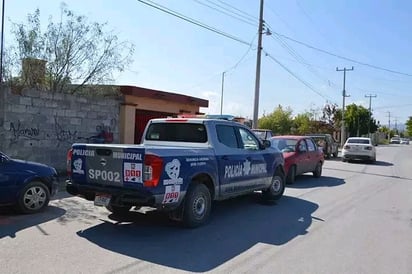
215, 0, 258, 21
137, 0, 252, 46
263, 50, 335, 102
192, 0, 257, 26
271, 30, 412, 77
184, 33, 257, 90
269, 32, 338, 89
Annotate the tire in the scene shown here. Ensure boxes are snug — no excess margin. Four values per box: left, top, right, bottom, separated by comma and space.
105, 204, 132, 215
342, 158, 347, 162
286, 165, 296, 184
16, 181, 50, 214
262, 170, 285, 201
182, 183, 212, 228
333, 151, 338, 158
313, 162, 322, 178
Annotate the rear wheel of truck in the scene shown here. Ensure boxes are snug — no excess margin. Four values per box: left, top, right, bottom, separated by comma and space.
105, 204, 132, 215
262, 170, 285, 201
182, 183, 211, 228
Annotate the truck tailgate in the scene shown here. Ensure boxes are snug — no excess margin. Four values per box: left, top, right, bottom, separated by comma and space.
70, 144, 145, 189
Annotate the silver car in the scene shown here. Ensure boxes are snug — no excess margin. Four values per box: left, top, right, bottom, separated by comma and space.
342, 137, 376, 163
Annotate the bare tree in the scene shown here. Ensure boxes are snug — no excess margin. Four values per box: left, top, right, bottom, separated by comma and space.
9, 3, 135, 93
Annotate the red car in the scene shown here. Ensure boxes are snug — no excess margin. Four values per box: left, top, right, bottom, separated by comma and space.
270, 136, 324, 184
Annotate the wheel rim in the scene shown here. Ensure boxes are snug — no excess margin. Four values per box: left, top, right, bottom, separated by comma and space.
192, 195, 206, 219
271, 176, 282, 193
23, 186, 47, 210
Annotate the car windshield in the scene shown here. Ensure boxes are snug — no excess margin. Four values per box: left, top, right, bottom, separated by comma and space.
253, 131, 267, 139
347, 139, 371, 144
271, 138, 297, 152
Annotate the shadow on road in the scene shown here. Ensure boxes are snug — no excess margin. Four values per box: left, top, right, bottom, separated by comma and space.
343, 160, 393, 166
77, 194, 318, 272
0, 206, 66, 238
287, 175, 345, 189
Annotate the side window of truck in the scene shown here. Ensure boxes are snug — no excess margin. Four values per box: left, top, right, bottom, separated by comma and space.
239, 127, 259, 150
216, 125, 239, 148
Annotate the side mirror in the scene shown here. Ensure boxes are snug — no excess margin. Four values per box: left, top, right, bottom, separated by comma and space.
262, 140, 271, 148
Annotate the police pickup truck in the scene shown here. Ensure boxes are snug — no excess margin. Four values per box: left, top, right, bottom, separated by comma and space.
66, 117, 285, 227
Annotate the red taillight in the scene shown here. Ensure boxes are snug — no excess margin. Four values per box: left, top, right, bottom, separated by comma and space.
143, 154, 163, 187
66, 148, 73, 176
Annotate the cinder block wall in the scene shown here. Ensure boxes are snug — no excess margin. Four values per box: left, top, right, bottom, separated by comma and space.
0, 87, 121, 173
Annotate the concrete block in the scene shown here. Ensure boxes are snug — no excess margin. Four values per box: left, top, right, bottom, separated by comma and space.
65, 109, 77, 117
21, 89, 40, 98
19, 96, 33, 106
32, 98, 46, 107
26, 106, 40, 114
12, 105, 27, 113
53, 93, 64, 100
70, 118, 82, 125
40, 92, 53, 99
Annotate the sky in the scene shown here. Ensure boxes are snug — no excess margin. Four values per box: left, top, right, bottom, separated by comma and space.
2, 0, 412, 128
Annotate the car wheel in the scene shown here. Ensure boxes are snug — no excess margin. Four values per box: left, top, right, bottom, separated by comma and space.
313, 162, 322, 178
333, 151, 338, 158
262, 169, 285, 201
105, 204, 132, 215
16, 181, 50, 214
286, 165, 296, 184
342, 158, 347, 162
182, 183, 211, 228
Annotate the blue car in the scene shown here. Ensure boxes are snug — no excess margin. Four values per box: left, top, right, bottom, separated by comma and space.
0, 151, 59, 213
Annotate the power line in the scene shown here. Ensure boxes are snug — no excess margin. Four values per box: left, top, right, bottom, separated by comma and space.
137, 0, 252, 46
215, 0, 258, 21
263, 50, 333, 102
268, 32, 338, 89
271, 30, 412, 77
192, 0, 257, 27
184, 33, 257, 91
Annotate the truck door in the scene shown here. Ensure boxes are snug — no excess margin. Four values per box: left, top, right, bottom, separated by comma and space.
215, 124, 267, 197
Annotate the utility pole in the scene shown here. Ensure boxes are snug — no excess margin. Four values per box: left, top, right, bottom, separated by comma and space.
220, 71, 225, 115
394, 118, 398, 133
365, 94, 377, 136
252, 0, 264, 129
0, 0, 5, 84
336, 66, 354, 147
387, 111, 391, 142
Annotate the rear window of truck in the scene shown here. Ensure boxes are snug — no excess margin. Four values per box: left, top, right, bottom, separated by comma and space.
145, 123, 208, 143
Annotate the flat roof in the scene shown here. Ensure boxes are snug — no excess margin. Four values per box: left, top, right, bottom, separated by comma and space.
120, 85, 208, 107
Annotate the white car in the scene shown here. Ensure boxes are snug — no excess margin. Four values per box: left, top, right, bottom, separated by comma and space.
342, 137, 376, 163
400, 138, 410, 145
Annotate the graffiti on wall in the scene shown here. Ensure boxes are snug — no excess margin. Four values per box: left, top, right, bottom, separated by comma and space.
54, 117, 78, 143
77, 122, 114, 144
9, 121, 40, 143
4, 117, 116, 146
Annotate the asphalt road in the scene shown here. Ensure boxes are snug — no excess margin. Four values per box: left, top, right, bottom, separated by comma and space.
1, 144, 412, 274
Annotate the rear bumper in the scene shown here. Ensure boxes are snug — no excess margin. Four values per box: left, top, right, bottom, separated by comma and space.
65, 180, 175, 210
342, 154, 374, 160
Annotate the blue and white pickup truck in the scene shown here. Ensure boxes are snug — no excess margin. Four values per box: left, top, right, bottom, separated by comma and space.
66, 117, 285, 227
